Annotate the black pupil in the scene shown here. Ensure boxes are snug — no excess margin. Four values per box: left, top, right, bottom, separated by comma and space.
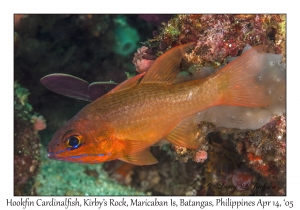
69, 136, 79, 147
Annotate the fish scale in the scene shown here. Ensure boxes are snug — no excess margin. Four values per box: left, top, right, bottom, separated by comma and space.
47, 43, 276, 165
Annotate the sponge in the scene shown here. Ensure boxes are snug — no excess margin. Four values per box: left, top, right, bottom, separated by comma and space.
194, 45, 286, 130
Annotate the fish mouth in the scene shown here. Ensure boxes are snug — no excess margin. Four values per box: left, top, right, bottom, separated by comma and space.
47, 152, 56, 159
46, 150, 76, 162
47, 147, 66, 160
47, 151, 63, 160
47, 149, 111, 162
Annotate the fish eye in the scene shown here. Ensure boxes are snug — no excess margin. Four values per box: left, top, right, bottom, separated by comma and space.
65, 136, 82, 150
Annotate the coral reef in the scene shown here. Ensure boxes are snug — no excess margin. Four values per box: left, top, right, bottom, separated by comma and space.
14, 14, 285, 196
103, 14, 286, 196
34, 149, 145, 195
138, 15, 174, 27
14, 82, 46, 195
104, 147, 205, 195
202, 115, 286, 196
194, 150, 208, 163
145, 14, 285, 67
146, 13, 286, 172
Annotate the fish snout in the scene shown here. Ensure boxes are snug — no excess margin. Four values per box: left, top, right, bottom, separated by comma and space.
47, 148, 53, 158
47, 146, 55, 159
47, 153, 54, 159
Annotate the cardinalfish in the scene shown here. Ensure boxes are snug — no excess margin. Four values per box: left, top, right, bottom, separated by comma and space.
47, 43, 270, 165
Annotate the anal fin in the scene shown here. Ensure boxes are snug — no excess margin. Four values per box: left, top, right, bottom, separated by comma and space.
119, 149, 158, 165
165, 115, 201, 149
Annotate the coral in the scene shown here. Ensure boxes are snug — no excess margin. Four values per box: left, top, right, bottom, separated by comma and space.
138, 15, 174, 27
103, 147, 206, 195
31, 115, 47, 131
14, 82, 45, 195
202, 115, 286, 195
34, 149, 144, 195
132, 46, 156, 73
144, 14, 285, 68
104, 160, 137, 185
237, 115, 286, 195
194, 150, 208, 163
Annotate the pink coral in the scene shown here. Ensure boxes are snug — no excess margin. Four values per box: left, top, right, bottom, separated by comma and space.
31, 115, 47, 131
194, 150, 207, 163
132, 46, 155, 73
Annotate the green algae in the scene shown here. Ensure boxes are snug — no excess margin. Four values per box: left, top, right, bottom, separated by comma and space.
14, 82, 33, 120
14, 82, 42, 195
35, 146, 145, 196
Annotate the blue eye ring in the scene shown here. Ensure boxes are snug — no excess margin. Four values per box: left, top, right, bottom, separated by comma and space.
65, 135, 82, 150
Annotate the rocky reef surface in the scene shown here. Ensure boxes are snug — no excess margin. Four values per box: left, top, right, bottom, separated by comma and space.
14, 82, 45, 195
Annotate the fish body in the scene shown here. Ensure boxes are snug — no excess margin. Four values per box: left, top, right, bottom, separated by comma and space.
47, 43, 270, 165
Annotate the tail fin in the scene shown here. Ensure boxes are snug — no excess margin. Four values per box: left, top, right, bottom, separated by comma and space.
215, 45, 271, 107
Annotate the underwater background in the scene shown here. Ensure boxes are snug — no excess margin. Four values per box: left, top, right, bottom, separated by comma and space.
14, 14, 286, 196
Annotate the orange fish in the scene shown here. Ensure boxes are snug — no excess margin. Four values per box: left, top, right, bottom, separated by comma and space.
47, 43, 270, 165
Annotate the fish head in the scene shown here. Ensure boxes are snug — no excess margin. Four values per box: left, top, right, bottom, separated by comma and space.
47, 114, 119, 164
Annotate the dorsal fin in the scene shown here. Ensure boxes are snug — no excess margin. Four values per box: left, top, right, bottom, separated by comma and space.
140, 42, 195, 84
40, 73, 91, 101
88, 81, 118, 100
107, 72, 146, 95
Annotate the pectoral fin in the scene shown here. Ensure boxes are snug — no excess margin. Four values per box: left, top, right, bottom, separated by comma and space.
119, 149, 158, 165
165, 115, 201, 149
